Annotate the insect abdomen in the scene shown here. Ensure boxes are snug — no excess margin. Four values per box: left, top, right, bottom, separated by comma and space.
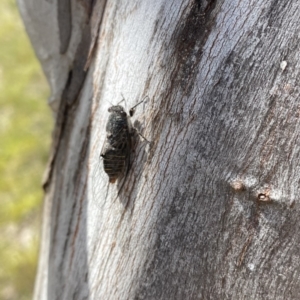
102, 149, 126, 183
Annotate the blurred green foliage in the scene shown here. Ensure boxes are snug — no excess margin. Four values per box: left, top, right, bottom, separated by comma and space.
0, 0, 53, 299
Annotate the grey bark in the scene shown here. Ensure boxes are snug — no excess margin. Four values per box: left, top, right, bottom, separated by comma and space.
18, 0, 300, 299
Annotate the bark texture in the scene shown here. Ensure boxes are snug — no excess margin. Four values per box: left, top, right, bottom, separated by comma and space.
19, 0, 300, 299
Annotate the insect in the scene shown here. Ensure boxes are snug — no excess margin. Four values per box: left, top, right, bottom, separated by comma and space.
101, 97, 147, 188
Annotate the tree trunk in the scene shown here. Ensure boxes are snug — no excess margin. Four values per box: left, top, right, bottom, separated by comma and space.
18, 0, 300, 299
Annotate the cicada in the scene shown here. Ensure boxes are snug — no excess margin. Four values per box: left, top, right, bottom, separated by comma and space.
101, 105, 132, 183
101, 98, 147, 186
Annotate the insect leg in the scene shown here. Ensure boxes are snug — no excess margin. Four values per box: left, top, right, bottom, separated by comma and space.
129, 95, 150, 117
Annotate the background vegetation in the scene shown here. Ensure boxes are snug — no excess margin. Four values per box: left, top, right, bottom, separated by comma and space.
0, 0, 53, 299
